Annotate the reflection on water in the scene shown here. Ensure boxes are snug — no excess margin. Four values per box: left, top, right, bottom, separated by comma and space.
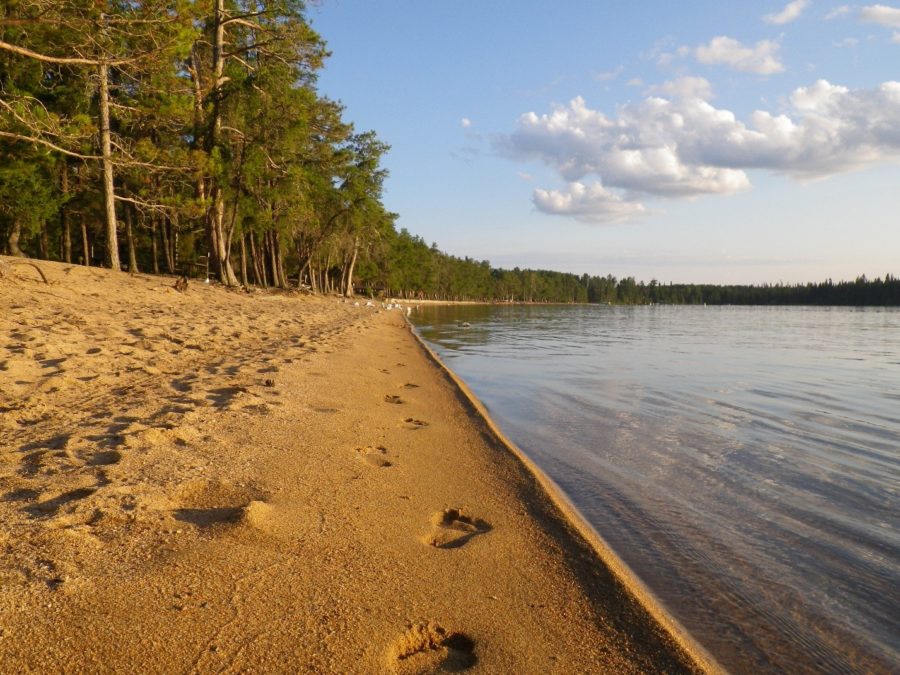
412, 305, 900, 674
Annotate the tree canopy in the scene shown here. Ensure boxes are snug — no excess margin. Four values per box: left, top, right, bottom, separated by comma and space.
0, 0, 394, 294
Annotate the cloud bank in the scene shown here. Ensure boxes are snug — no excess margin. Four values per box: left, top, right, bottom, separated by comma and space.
500, 79, 900, 223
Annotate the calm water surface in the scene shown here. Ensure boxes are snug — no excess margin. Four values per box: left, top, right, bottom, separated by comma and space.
411, 305, 899, 674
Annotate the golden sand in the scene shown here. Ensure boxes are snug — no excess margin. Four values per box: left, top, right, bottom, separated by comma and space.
0, 256, 708, 673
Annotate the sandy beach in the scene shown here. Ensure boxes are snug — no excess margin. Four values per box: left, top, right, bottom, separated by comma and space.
0, 257, 706, 673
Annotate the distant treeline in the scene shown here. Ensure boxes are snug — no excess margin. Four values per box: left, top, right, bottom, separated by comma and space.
356, 229, 899, 306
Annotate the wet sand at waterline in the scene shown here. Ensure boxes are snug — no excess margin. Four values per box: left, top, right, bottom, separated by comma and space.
0, 257, 704, 673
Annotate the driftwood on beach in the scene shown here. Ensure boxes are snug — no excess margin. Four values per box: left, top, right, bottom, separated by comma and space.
0, 258, 50, 285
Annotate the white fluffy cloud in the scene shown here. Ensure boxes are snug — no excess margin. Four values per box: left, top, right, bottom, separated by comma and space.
500, 80, 900, 223
460, 117, 472, 128
695, 36, 785, 74
533, 182, 647, 223
860, 4, 900, 27
826, 5, 851, 19
764, 0, 810, 24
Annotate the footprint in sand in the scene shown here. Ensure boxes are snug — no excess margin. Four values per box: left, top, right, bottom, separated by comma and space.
206, 385, 250, 409
356, 446, 394, 468
390, 621, 476, 673
171, 479, 272, 532
19, 450, 49, 476
401, 418, 428, 430
31, 558, 68, 592
173, 499, 274, 533
384, 395, 404, 405
401, 383, 419, 390
423, 508, 492, 549
4, 487, 42, 502
24, 487, 97, 518
87, 450, 122, 467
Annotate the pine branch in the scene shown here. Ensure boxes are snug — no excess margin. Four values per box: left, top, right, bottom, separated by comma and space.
0, 38, 137, 66
0, 130, 102, 159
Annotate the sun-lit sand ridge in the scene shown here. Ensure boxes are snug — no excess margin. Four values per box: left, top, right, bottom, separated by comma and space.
0, 256, 707, 673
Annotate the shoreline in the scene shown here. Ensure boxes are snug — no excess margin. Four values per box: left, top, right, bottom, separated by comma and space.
1, 257, 708, 673
404, 316, 723, 674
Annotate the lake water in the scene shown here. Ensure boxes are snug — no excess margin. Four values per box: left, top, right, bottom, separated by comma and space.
410, 305, 900, 674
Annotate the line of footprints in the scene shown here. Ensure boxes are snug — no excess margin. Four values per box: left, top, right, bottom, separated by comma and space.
356, 377, 487, 672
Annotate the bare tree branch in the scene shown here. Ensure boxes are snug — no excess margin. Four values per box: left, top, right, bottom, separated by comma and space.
219, 10, 269, 25
113, 194, 175, 212
0, 130, 102, 159
0, 38, 137, 66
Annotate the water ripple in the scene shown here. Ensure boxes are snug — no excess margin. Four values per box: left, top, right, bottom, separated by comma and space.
414, 305, 900, 674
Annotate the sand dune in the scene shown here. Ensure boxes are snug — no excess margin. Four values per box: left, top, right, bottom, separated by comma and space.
0, 256, 705, 673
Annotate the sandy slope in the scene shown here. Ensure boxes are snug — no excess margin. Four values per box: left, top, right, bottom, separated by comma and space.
0, 257, 702, 674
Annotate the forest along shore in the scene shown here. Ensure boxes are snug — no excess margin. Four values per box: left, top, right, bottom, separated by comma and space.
0, 257, 703, 674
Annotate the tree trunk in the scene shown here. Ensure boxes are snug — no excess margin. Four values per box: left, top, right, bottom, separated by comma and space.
159, 216, 173, 273
150, 217, 160, 274
61, 164, 72, 263
7, 219, 24, 257
249, 233, 266, 287
172, 224, 179, 272
208, 187, 238, 284
98, 61, 120, 271
203, 0, 239, 286
323, 252, 332, 294
189, 46, 210, 279
267, 229, 286, 289
59, 161, 72, 264
298, 260, 309, 288
275, 233, 287, 288
39, 221, 50, 259
344, 240, 359, 297
80, 216, 90, 265
124, 204, 138, 273
225, 140, 247, 267
309, 262, 318, 294
296, 241, 309, 288
239, 233, 248, 286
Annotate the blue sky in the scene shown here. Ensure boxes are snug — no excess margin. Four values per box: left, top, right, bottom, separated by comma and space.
309, 1, 900, 284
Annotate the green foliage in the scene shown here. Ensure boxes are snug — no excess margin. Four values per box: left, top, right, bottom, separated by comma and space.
0, 156, 60, 232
